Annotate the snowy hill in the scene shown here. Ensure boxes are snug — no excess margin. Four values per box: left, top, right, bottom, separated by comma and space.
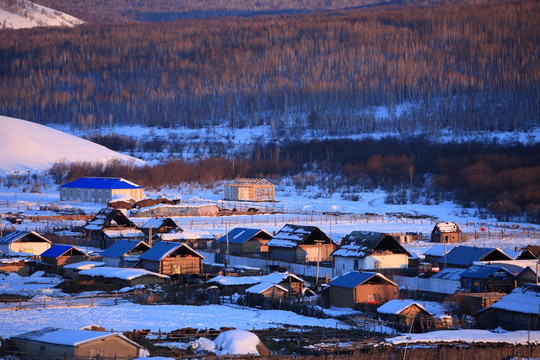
0, 0, 84, 29
0, 116, 146, 173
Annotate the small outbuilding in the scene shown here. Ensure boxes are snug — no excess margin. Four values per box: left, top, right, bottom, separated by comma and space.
216, 228, 272, 256
431, 222, 463, 243
59, 177, 144, 204
78, 266, 169, 287
138, 241, 204, 277
100, 239, 151, 267
327, 271, 398, 309
10, 327, 142, 359
246, 283, 289, 300
0, 230, 52, 256
377, 300, 432, 333
514, 266, 539, 287
139, 217, 180, 236
223, 178, 275, 202
40, 244, 89, 272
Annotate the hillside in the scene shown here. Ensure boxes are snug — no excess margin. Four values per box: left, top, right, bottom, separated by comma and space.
0, 116, 145, 173
0, 0, 84, 29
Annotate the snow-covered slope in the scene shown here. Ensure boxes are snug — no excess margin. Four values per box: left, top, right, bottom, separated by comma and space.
0, 116, 146, 173
0, 0, 84, 29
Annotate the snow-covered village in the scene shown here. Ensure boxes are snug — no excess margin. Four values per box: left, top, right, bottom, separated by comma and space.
1, 0, 540, 358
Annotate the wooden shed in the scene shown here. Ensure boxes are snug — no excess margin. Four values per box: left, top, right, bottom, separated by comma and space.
138, 217, 180, 236
327, 271, 398, 309
377, 300, 432, 333
246, 283, 288, 300
0, 230, 52, 256
10, 327, 141, 359
266, 224, 335, 264
431, 222, 463, 243
138, 241, 204, 277
217, 227, 272, 255
40, 244, 89, 273
223, 178, 275, 202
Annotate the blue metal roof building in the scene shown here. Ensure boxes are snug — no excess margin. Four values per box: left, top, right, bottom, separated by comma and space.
59, 177, 144, 204
40, 244, 85, 259
216, 228, 272, 244
437, 246, 512, 268
101, 239, 150, 258
60, 177, 142, 189
329, 271, 397, 288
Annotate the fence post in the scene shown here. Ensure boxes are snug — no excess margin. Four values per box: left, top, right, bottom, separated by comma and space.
115, 291, 118, 305
91, 294, 94, 307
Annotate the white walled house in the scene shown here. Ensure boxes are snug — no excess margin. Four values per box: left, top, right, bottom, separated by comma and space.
0, 231, 52, 256
59, 177, 144, 204
332, 231, 411, 276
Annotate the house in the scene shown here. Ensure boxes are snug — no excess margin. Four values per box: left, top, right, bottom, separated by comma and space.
84, 209, 139, 248
327, 271, 398, 309
423, 244, 455, 265
223, 178, 275, 202
138, 217, 180, 236
460, 265, 515, 293
10, 327, 142, 359
332, 231, 411, 274
245, 283, 289, 300
138, 241, 204, 277
476, 284, 540, 330
78, 267, 169, 287
377, 300, 432, 333
437, 246, 512, 269
40, 244, 89, 272
59, 177, 144, 204
514, 266, 539, 287
503, 248, 537, 260
266, 224, 335, 263
100, 239, 151, 267
0, 230, 52, 256
431, 222, 463, 243
216, 228, 272, 256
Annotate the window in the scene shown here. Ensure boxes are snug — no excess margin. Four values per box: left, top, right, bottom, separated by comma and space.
354, 259, 359, 269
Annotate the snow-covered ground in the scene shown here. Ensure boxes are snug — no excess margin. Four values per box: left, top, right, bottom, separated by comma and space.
0, 0, 84, 29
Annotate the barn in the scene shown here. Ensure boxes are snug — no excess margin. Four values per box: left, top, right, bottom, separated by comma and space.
59, 177, 144, 204
223, 178, 275, 202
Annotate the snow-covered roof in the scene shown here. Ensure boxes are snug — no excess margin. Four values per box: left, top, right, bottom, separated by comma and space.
158, 231, 214, 241
504, 249, 537, 260
386, 329, 540, 345
138, 242, 204, 261
63, 261, 105, 271
245, 282, 288, 294
79, 267, 169, 280
331, 231, 410, 258
140, 217, 179, 230
101, 239, 150, 258
424, 244, 456, 257
60, 177, 142, 190
216, 228, 272, 244
10, 327, 141, 348
103, 229, 144, 239
84, 209, 135, 231
208, 272, 304, 286
377, 299, 449, 316
482, 284, 540, 315
0, 230, 52, 245
329, 271, 397, 289
431, 267, 468, 281
266, 224, 330, 248
433, 222, 460, 233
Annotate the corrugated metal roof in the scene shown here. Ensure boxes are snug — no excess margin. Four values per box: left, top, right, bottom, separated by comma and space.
0, 231, 52, 245
329, 271, 397, 288
461, 265, 514, 280
101, 240, 150, 258
40, 244, 84, 258
138, 242, 204, 261
216, 228, 271, 244
437, 246, 511, 267
60, 177, 142, 189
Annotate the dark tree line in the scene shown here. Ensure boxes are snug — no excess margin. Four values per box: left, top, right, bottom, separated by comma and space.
1, 0, 539, 134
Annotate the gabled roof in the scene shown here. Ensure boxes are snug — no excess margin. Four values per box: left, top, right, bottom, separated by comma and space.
329, 271, 397, 289
461, 265, 514, 280
101, 239, 150, 258
377, 299, 429, 315
138, 242, 204, 261
331, 231, 410, 258
79, 267, 169, 280
431, 267, 468, 281
40, 244, 86, 259
139, 217, 179, 230
479, 284, 540, 315
216, 228, 272, 244
208, 272, 304, 286
424, 244, 456, 257
103, 229, 144, 239
514, 266, 539, 281
227, 178, 274, 186
432, 222, 461, 233
504, 249, 537, 260
10, 327, 141, 348
437, 246, 512, 267
0, 231, 52, 245
246, 282, 288, 294
60, 177, 142, 190
266, 224, 331, 248
84, 208, 136, 231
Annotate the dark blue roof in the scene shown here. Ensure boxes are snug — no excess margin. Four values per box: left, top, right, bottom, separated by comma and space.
60, 177, 142, 190
40, 244, 81, 258
329, 271, 394, 288
436, 246, 509, 267
461, 265, 514, 279
101, 240, 150, 258
216, 228, 271, 244
139, 242, 203, 261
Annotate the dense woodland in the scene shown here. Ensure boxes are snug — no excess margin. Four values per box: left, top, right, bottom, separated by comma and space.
1, 0, 539, 134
